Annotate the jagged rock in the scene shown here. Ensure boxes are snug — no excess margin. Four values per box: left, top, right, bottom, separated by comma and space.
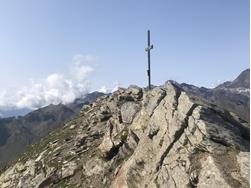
118, 94, 135, 102
37, 172, 59, 188
0, 82, 249, 188
121, 102, 140, 124
237, 152, 250, 184
15, 163, 26, 173
61, 161, 78, 179
98, 121, 117, 159
89, 130, 101, 139
127, 86, 143, 99
197, 155, 233, 188
83, 158, 105, 177
143, 87, 166, 116
74, 133, 88, 147
106, 100, 119, 114
98, 106, 112, 122
99, 133, 114, 158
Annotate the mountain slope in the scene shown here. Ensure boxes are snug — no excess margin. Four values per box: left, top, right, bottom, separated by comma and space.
0, 92, 105, 169
216, 69, 250, 90
0, 82, 249, 188
0, 104, 75, 169
180, 69, 250, 122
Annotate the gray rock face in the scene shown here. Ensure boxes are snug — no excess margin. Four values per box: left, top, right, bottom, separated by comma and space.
143, 87, 166, 116
127, 86, 143, 99
0, 82, 249, 188
61, 161, 78, 179
121, 102, 140, 124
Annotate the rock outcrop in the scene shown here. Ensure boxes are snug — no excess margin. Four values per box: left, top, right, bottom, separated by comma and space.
0, 82, 249, 188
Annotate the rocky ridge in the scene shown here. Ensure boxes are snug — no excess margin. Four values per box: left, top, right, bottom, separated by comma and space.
0, 81, 249, 188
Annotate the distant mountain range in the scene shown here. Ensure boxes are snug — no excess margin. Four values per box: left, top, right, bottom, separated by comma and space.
216, 69, 250, 90
0, 108, 31, 118
0, 92, 105, 169
180, 69, 250, 122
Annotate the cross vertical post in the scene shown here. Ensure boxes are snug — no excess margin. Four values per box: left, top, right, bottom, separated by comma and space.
145, 30, 153, 90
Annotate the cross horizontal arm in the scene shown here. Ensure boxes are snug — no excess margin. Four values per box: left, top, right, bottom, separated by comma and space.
145, 45, 153, 52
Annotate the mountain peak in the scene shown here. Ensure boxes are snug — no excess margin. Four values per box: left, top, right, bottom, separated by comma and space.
0, 80, 249, 188
216, 68, 250, 89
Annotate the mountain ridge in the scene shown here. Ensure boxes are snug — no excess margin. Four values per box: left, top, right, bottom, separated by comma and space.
0, 72, 249, 188
0, 92, 105, 170
180, 68, 250, 122
216, 69, 250, 90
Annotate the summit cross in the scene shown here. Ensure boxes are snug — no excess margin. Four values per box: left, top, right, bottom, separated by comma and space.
145, 30, 153, 90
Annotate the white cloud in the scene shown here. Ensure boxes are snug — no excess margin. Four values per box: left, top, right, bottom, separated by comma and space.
98, 86, 109, 93
111, 81, 120, 92
98, 81, 121, 94
0, 54, 95, 110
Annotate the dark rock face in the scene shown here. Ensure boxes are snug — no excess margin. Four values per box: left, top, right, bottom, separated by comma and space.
0, 119, 12, 146
0, 92, 105, 170
0, 80, 249, 188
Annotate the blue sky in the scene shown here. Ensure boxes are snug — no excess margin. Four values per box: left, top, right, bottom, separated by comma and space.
0, 0, 249, 110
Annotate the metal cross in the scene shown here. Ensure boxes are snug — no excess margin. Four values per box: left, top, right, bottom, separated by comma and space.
145, 30, 153, 90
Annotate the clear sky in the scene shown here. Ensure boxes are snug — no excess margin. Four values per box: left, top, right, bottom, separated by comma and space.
0, 0, 249, 110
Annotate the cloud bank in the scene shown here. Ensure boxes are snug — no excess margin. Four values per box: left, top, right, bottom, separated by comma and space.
0, 54, 95, 110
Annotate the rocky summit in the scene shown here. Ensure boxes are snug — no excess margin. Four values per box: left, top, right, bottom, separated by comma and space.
0, 81, 249, 188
